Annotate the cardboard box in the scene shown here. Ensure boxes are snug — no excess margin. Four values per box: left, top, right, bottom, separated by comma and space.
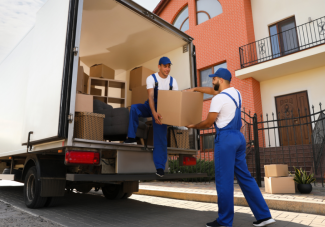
264, 177, 295, 194
75, 94, 93, 112
131, 85, 148, 105
76, 66, 84, 92
83, 73, 89, 93
129, 66, 155, 90
90, 64, 115, 79
157, 90, 203, 127
264, 164, 288, 177
90, 87, 102, 96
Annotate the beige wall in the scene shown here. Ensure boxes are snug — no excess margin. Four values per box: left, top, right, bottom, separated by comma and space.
251, 0, 325, 41
260, 65, 325, 146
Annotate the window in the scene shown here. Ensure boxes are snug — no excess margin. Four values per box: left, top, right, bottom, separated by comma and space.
199, 62, 227, 100
196, 0, 222, 25
201, 134, 214, 151
173, 6, 189, 32
269, 17, 299, 58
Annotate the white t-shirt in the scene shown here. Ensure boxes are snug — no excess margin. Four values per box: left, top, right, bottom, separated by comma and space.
209, 87, 242, 128
146, 73, 178, 91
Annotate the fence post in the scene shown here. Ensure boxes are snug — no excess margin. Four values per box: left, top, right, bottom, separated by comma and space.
253, 113, 262, 187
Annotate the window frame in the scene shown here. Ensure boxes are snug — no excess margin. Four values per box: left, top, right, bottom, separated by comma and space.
200, 133, 215, 152
199, 62, 227, 101
172, 5, 189, 32
196, 0, 222, 25
268, 16, 299, 58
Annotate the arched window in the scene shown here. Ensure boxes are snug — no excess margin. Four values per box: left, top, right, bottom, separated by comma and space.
173, 6, 189, 32
196, 0, 222, 25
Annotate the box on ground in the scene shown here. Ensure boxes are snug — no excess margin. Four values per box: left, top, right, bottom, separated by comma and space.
264, 177, 295, 194
74, 112, 105, 141
264, 164, 288, 177
75, 94, 93, 112
129, 66, 155, 90
131, 85, 148, 105
157, 90, 203, 127
90, 64, 115, 79
76, 66, 85, 93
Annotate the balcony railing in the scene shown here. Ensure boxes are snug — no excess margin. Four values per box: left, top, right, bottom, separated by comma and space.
239, 16, 325, 69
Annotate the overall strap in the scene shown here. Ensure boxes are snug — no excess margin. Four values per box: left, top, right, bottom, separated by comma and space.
169, 76, 173, 90
220, 92, 239, 108
236, 90, 242, 109
151, 74, 158, 89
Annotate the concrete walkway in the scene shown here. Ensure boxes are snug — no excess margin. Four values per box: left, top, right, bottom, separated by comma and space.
136, 181, 325, 216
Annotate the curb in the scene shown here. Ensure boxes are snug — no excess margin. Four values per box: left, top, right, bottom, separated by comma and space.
135, 189, 325, 216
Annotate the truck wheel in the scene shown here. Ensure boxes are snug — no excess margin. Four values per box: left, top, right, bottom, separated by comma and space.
102, 184, 124, 200
122, 192, 133, 199
44, 197, 61, 207
24, 166, 47, 208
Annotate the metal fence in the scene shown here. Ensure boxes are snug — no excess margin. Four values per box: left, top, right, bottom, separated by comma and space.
167, 104, 325, 187
239, 16, 325, 68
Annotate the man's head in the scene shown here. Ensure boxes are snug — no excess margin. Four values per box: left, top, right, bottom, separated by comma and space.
158, 56, 172, 77
209, 68, 231, 92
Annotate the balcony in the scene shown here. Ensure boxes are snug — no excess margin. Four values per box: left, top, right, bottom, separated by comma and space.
236, 16, 325, 81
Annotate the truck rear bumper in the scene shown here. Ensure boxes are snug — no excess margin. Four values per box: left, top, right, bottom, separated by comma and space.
66, 173, 208, 182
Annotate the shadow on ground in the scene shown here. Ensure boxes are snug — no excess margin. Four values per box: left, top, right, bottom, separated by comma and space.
0, 186, 310, 227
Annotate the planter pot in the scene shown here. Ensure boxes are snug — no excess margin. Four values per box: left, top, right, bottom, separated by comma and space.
297, 184, 312, 194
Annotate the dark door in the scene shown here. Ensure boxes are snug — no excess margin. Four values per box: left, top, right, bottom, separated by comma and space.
275, 91, 312, 146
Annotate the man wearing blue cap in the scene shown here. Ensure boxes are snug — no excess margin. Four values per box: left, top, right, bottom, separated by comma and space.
186, 68, 275, 227
124, 57, 178, 177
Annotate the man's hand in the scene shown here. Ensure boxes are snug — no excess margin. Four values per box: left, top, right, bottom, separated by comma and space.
153, 112, 163, 125
183, 88, 196, 92
186, 124, 196, 128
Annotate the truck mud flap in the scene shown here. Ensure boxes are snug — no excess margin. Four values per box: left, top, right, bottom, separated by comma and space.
66, 173, 208, 182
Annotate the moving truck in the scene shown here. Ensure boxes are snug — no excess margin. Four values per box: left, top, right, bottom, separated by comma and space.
0, 0, 205, 208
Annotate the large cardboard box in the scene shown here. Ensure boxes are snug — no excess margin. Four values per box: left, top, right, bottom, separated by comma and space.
129, 66, 155, 90
90, 64, 115, 79
264, 177, 295, 194
131, 85, 148, 105
157, 90, 203, 127
76, 66, 84, 93
75, 94, 93, 112
264, 164, 288, 177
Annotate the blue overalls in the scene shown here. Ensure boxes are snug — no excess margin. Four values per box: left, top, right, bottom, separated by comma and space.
214, 90, 271, 226
127, 74, 173, 170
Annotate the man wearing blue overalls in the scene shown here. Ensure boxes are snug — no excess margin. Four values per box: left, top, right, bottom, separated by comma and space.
124, 57, 178, 177
187, 68, 275, 227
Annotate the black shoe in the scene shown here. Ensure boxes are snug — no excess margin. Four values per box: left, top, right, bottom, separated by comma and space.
123, 138, 137, 145
156, 169, 164, 177
253, 217, 276, 226
206, 220, 224, 227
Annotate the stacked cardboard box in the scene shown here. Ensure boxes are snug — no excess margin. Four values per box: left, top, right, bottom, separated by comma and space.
264, 164, 295, 194
130, 66, 155, 105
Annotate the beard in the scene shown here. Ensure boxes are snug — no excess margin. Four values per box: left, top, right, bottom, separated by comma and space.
214, 82, 220, 91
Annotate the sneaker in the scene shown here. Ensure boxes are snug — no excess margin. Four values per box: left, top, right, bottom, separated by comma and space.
253, 217, 276, 226
156, 169, 164, 177
123, 138, 137, 145
206, 220, 224, 227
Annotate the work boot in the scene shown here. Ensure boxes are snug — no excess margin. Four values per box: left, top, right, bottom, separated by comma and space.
253, 217, 276, 226
206, 220, 224, 227
156, 169, 164, 177
123, 138, 137, 145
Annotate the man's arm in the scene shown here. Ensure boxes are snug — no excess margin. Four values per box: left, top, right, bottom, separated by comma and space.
184, 87, 219, 95
187, 112, 218, 129
147, 88, 162, 125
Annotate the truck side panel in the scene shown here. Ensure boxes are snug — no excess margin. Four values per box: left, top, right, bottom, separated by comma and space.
22, 0, 70, 144
0, 29, 34, 156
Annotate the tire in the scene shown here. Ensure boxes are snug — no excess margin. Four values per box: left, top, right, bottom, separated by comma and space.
24, 166, 47, 208
102, 184, 125, 200
122, 192, 133, 199
44, 197, 61, 207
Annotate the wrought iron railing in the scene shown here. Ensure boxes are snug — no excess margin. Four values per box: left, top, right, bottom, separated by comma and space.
239, 16, 325, 68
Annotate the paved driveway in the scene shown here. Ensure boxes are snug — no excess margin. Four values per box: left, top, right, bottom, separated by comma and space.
0, 182, 324, 227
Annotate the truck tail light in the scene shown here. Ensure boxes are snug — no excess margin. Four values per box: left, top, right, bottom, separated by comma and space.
181, 156, 196, 166
65, 151, 100, 165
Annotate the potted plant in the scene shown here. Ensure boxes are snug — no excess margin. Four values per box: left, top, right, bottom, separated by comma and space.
291, 167, 316, 194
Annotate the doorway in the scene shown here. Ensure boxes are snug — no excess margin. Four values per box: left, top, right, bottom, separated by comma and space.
275, 91, 312, 146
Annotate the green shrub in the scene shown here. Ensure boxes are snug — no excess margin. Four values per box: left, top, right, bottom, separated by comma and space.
168, 159, 215, 182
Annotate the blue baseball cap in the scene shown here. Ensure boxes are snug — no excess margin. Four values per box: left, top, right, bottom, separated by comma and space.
159, 56, 172, 65
209, 68, 231, 82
